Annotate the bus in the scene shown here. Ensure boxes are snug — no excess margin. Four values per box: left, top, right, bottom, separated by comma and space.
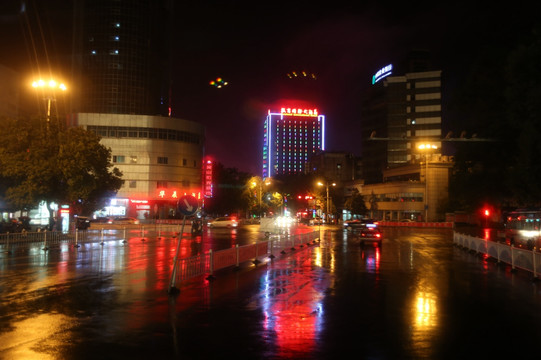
503, 209, 541, 250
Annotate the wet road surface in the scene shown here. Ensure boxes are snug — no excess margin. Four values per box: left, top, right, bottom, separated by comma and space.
1, 226, 541, 359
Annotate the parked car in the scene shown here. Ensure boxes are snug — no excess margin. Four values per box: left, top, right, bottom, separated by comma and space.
110, 217, 140, 225
90, 217, 112, 224
309, 217, 323, 226
207, 216, 238, 228
75, 216, 91, 230
358, 224, 382, 247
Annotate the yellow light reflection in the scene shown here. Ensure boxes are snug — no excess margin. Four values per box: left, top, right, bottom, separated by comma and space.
0, 313, 77, 359
414, 291, 438, 327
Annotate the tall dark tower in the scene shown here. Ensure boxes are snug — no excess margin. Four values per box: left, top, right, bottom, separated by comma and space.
71, 0, 171, 116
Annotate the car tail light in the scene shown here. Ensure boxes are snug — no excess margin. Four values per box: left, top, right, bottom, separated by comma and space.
376, 233, 381, 238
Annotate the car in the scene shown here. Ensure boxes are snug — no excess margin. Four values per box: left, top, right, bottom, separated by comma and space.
90, 217, 112, 223
110, 217, 140, 225
343, 219, 362, 229
207, 216, 238, 228
74, 216, 91, 230
358, 224, 382, 246
344, 218, 378, 230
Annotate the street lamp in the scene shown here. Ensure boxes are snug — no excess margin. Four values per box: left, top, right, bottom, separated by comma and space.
318, 181, 336, 224
32, 79, 67, 129
417, 143, 438, 222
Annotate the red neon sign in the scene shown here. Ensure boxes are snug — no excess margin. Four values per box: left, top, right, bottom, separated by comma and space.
156, 189, 201, 200
279, 108, 318, 116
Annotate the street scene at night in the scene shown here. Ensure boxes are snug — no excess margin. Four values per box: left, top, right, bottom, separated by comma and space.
2, 224, 541, 359
2, 1, 541, 359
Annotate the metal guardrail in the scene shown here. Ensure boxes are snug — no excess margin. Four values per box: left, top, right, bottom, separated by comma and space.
0, 225, 183, 252
1, 227, 321, 284
453, 231, 541, 279
174, 230, 321, 284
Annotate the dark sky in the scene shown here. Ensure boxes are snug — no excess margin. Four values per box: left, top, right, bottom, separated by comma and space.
1, 1, 538, 174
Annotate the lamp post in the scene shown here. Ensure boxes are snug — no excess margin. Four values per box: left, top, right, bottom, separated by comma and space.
417, 143, 438, 222
318, 181, 336, 224
32, 79, 67, 130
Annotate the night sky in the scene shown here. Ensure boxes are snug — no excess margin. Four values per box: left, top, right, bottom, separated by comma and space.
0, 1, 538, 174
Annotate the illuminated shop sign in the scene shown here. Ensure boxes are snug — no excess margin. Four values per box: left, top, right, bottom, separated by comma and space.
278, 108, 318, 117
203, 158, 213, 198
156, 189, 201, 200
372, 64, 393, 84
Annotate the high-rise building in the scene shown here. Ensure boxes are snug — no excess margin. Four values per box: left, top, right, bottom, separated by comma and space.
263, 107, 325, 178
360, 65, 442, 184
71, 0, 171, 116
68, 0, 204, 219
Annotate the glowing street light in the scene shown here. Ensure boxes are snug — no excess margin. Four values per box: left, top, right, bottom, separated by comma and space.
251, 177, 270, 217
31, 79, 68, 129
318, 181, 336, 224
417, 143, 439, 222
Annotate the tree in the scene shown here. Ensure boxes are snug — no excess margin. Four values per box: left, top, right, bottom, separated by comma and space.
203, 163, 251, 216
344, 188, 367, 218
0, 116, 123, 215
448, 20, 541, 211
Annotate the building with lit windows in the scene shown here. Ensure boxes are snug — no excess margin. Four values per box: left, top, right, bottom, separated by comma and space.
68, 0, 204, 219
263, 107, 325, 177
360, 59, 443, 184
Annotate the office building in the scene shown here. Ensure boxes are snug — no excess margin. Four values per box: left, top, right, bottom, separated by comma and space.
263, 107, 325, 178
69, 0, 204, 219
361, 64, 442, 184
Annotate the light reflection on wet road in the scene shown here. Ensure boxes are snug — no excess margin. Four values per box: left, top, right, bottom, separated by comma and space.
1, 226, 541, 359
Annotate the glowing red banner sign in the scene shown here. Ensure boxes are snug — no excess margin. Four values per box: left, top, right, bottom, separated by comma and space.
280, 108, 318, 116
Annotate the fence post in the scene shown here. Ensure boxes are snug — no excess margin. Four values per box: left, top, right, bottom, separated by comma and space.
141, 226, 145, 241
235, 244, 240, 269
269, 238, 275, 259
100, 228, 105, 245
533, 251, 538, 280
510, 245, 517, 272
290, 233, 296, 251
206, 249, 215, 280
3, 234, 11, 254
299, 233, 305, 248
123, 227, 127, 243
42, 230, 49, 251
253, 242, 261, 265
74, 229, 80, 248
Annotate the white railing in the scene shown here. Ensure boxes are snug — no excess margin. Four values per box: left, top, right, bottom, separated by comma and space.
174, 230, 321, 284
0, 224, 185, 252
453, 232, 541, 278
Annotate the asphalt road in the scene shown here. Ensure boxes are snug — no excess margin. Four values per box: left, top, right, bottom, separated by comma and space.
1, 226, 540, 359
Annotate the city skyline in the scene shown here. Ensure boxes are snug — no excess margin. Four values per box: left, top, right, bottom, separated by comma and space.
0, 1, 539, 174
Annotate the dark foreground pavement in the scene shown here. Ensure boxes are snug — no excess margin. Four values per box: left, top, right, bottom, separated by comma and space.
1, 226, 541, 359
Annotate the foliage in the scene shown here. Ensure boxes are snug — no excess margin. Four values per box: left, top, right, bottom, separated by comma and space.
203, 163, 251, 216
448, 21, 541, 211
0, 116, 123, 215
344, 188, 367, 217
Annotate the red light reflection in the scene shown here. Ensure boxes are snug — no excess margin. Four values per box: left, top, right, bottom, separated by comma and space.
260, 252, 327, 357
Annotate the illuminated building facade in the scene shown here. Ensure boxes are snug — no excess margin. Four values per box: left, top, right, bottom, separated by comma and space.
67, 1, 204, 219
263, 107, 325, 177
361, 68, 442, 184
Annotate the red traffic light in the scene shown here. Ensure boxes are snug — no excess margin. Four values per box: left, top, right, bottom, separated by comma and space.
484, 209, 490, 217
